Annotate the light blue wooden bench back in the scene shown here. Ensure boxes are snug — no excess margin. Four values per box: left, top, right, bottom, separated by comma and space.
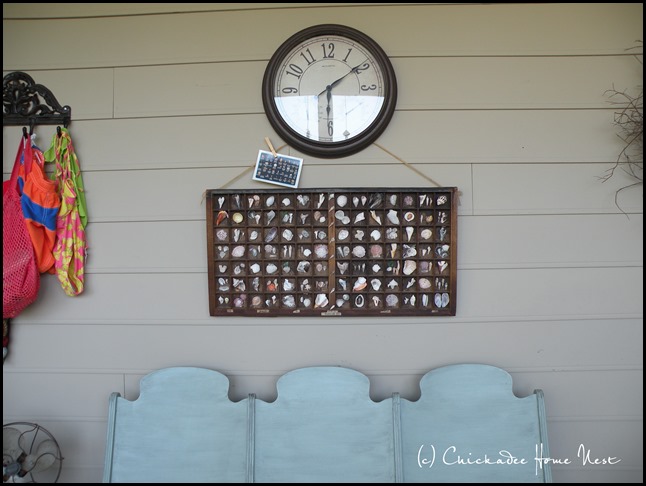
103, 365, 551, 483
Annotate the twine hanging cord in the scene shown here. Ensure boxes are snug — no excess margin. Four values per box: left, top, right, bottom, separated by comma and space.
201, 139, 460, 201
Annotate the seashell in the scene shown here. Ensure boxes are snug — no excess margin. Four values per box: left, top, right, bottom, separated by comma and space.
370, 229, 381, 241
282, 212, 293, 224
282, 295, 296, 308
338, 229, 349, 241
419, 261, 430, 273
265, 227, 278, 242
266, 263, 278, 274
389, 194, 397, 206
297, 194, 310, 207
336, 298, 346, 307
436, 195, 448, 205
218, 196, 225, 208
352, 245, 366, 258
218, 264, 227, 273
233, 263, 245, 275
265, 195, 275, 207
406, 278, 416, 289
372, 263, 381, 273
368, 193, 383, 208
282, 262, 293, 274
233, 228, 241, 242
301, 296, 312, 308
419, 278, 432, 290
300, 279, 312, 291
265, 244, 277, 256
372, 295, 381, 307
434, 293, 444, 308
354, 229, 365, 241
231, 245, 245, 258
337, 262, 349, 274
218, 278, 229, 291
390, 243, 398, 258
420, 229, 432, 240
216, 229, 227, 241
354, 294, 365, 308
233, 195, 242, 208
297, 261, 311, 273
370, 244, 383, 258
419, 194, 427, 206
403, 260, 417, 275
385, 294, 398, 307
317, 193, 326, 208
404, 211, 415, 222
282, 197, 291, 207
409, 295, 416, 307
314, 244, 328, 258
386, 228, 398, 240
354, 212, 366, 224
249, 230, 259, 241
403, 195, 414, 206
370, 211, 382, 225
335, 210, 347, 221
216, 210, 228, 226
302, 247, 312, 257
266, 210, 276, 224
250, 263, 261, 274
422, 294, 429, 307
249, 246, 261, 258
314, 293, 329, 308
282, 229, 294, 241
439, 227, 448, 241
315, 262, 326, 274
371, 278, 382, 291
361, 195, 367, 206
283, 279, 294, 291
352, 196, 360, 207
315, 230, 327, 240
234, 297, 246, 308
337, 195, 348, 207
435, 244, 449, 258
233, 278, 246, 291
386, 209, 399, 225
438, 260, 448, 273
251, 296, 262, 307
405, 226, 414, 241
387, 279, 398, 289
353, 277, 367, 291
402, 244, 417, 259
232, 212, 244, 224
439, 211, 448, 224
342, 216, 350, 224
338, 278, 348, 291
248, 197, 254, 208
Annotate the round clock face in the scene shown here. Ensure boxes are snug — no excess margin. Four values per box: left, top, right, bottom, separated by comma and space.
262, 24, 397, 158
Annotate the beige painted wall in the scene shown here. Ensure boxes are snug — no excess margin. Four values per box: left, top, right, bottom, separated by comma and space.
3, 3, 643, 483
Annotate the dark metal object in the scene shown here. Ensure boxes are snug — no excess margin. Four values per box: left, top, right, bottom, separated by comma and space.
3, 71, 71, 128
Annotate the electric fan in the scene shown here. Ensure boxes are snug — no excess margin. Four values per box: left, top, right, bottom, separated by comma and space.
3, 422, 62, 483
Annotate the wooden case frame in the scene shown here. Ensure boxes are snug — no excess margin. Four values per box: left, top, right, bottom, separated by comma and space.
206, 188, 458, 317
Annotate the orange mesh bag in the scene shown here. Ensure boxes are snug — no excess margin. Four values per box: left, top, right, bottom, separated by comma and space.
3, 136, 40, 318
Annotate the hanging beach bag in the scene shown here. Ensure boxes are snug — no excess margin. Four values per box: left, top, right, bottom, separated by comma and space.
3, 136, 40, 318
19, 137, 61, 274
45, 128, 87, 296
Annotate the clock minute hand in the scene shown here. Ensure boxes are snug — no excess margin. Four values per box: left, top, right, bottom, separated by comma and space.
318, 59, 367, 96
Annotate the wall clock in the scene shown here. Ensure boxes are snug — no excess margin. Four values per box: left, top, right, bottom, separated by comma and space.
262, 24, 397, 158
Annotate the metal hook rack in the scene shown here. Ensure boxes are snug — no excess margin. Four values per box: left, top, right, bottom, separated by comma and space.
3, 71, 72, 129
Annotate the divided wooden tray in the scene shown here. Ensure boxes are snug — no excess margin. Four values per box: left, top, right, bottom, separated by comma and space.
206, 188, 458, 317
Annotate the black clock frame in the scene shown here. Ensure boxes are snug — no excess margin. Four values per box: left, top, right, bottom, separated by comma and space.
262, 24, 398, 159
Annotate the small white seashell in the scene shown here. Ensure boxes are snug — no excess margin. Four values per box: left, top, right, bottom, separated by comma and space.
352, 245, 366, 258
282, 197, 291, 206
301, 297, 312, 307
404, 211, 415, 222
370, 229, 381, 241
337, 262, 349, 274
282, 229, 294, 241
250, 263, 261, 274
265, 195, 275, 207
353, 277, 367, 291
231, 245, 245, 257
406, 226, 414, 242
314, 293, 329, 308
314, 244, 328, 258
370, 210, 382, 225
218, 196, 225, 208
338, 229, 349, 241
266, 263, 278, 274
355, 294, 365, 308
438, 260, 448, 273
335, 210, 346, 221
385, 294, 398, 307
354, 212, 366, 224
420, 229, 432, 240
372, 263, 381, 273
371, 278, 382, 291
437, 195, 448, 205
336, 298, 346, 307
389, 194, 397, 205
386, 209, 399, 225
403, 260, 417, 275
361, 196, 367, 206
419, 278, 432, 289
337, 195, 348, 207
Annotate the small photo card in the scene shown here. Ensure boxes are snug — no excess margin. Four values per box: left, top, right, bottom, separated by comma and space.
252, 150, 303, 188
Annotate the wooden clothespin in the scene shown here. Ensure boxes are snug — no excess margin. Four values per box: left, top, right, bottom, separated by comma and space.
264, 137, 278, 158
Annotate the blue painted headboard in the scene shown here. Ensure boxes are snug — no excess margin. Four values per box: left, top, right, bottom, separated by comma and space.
103, 364, 551, 483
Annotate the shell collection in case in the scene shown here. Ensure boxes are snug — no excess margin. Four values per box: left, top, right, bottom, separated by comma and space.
207, 188, 458, 316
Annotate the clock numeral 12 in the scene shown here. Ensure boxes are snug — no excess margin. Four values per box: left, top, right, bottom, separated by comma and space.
321, 42, 335, 58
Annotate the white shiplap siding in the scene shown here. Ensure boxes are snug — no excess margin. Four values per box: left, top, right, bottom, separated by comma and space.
3, 3, 643, 483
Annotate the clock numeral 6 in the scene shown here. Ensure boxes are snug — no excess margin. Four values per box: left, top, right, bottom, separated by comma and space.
328, 120, 334, 136
361, 84, 377, 91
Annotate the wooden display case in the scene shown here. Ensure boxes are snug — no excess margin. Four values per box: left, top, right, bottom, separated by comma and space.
206, 188, 458, 317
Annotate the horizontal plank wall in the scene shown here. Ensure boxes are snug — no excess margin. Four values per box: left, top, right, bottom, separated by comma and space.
3, 3, 643, 483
